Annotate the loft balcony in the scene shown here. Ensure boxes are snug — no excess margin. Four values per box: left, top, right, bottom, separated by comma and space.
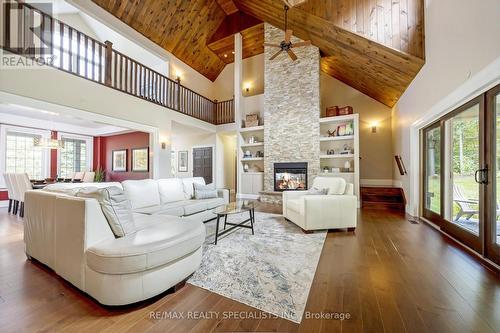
1, 2, 234, 126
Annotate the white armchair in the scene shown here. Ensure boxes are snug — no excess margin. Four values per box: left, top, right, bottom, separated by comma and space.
283, 177, 357, 232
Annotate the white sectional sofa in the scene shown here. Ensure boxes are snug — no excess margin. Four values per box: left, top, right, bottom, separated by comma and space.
283, 177, 357, 231
23, 177, 228, 306
122, 177, 229, 222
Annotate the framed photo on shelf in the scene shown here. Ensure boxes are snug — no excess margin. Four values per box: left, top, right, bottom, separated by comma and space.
131, 147, 149, 172
178, 151, 188, 172
112, 149, 127, 172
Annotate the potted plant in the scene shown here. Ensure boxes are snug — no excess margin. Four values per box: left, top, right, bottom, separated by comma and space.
94, 166, 106, 182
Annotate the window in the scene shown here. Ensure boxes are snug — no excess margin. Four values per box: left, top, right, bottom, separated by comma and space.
0, 125, 50, 186
57, 134, 93, 179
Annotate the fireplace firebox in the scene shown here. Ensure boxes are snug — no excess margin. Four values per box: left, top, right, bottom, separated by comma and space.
274, 162, 308, 191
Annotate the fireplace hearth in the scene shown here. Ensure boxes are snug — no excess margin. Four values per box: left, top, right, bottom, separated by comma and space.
274, 162, 308, 191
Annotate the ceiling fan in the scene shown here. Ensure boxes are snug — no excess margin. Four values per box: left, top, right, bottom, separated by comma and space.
263, 2, 311, 61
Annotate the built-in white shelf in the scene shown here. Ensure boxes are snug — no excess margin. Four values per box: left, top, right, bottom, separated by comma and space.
320, 135, 354, 142
241, 157, 264, 161
240, 142, 264, 147
239, 125, 264, 133
320, 114, 356, 124
320, 154, 354, 159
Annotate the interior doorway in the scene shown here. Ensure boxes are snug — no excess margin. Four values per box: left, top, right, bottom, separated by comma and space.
193, 146, 213, 184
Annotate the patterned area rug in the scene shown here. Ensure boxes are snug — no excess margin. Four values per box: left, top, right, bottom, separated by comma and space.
187, 212, 326, 323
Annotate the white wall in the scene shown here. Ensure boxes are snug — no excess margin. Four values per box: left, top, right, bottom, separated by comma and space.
213, 54, 265, 101
392, 0, 500, 214
57, 13, 99, 40
171, 133, 216, 178
321, 74, 393, 182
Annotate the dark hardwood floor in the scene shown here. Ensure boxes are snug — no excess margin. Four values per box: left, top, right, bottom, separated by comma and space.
0, 203, 499, 333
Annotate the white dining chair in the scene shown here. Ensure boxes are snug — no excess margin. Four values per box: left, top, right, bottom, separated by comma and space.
14, 173, 33, 218
72, 172, 85, 182
82, 172, 95, 183
7, 173, 21, 215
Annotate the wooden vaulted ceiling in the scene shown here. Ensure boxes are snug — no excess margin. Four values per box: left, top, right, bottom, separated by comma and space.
91, 0, 425, 107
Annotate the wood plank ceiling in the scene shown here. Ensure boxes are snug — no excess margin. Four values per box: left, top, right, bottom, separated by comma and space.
91, 0, 425, 107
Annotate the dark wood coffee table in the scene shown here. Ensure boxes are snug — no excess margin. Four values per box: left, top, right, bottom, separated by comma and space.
212, 202, 255, 245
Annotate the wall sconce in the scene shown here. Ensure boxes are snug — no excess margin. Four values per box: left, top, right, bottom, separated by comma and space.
161, 142, 167, 150
244, 82, 251, 93
174, 70, 182, 83
370, 121, 379, 133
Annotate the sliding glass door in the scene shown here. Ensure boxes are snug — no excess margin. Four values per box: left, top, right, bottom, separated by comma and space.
422, 85, 499, 264
423, 124, 442, 220
442, 97, 483, 251
486, 85, 500, 264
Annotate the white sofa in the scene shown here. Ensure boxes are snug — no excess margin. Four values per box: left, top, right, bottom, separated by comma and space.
23, 177, 228, 306
122, 177, 229, 223
283, 177, 357, 231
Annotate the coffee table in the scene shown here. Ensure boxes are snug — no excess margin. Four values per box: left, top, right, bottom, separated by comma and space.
212, 202, 255, 245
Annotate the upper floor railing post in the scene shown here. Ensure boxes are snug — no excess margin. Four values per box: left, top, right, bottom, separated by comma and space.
213, 99, 218, 124
104, 40, 113, 87
176, 77, 181, 111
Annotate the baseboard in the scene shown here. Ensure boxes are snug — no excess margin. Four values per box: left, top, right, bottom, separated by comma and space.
360, 179, 394, 186
392, 180, 403, 188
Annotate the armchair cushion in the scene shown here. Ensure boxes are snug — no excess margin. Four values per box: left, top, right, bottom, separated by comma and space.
307, 187, 329, 195
312, 177, 346, 195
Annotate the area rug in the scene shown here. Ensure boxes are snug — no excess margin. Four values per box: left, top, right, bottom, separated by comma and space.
187, 212, 326, 323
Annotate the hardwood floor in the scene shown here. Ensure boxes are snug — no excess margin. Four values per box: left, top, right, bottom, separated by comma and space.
0, 204, 499, 333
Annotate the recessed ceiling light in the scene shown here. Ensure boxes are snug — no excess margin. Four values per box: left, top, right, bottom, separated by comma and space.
224, 54, 228, 58
231, 51, 235, 54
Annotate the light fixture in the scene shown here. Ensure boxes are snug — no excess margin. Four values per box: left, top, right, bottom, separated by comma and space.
224, 54, 228, 58
33, 137, 65, 150
244, 82, 251, 93
174, 70, 182, 82
161, 142, 167, 150
370, 121, 379, 133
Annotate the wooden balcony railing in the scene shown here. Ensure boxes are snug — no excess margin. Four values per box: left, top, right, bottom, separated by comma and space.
2, 2, 234, 125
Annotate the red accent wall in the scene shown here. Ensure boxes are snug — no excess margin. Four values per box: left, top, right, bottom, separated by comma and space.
0, 190, 8, 201
93, 131, 151, 182
50, 130, 58, 179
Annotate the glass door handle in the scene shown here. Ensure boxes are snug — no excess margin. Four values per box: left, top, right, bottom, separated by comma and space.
475, 168, 488, 184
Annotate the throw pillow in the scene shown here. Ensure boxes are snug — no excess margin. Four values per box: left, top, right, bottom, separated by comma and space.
193, 182, 217, 200
307, 187, 328, 195
76, 186, 136, 238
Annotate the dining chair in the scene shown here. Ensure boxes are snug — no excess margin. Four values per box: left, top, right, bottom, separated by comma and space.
82, 172, 95, 183
15, 173, 33, 218
7, 173, 21, 215
72, 171, 85, 182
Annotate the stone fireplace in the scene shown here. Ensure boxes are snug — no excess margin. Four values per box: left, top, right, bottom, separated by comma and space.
274, 162, 308, 191
263, 23, 320, 193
